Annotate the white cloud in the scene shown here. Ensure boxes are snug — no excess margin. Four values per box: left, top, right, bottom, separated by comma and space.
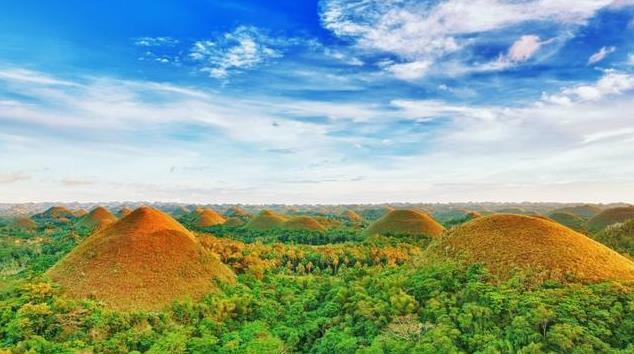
320, 0, 614, 79
386, 60, 432, 81
627, 53, 634, 65
133, 36, 179, 47
507, 35, 542, 62
189, 26, 285, 78
541, 70, 634, 104
587, 46, 616, 64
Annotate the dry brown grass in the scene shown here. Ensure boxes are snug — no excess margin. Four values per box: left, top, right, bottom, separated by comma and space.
433, 214, 634, 283
245, 210, 288, 231
225, 207, 250, 218
76, 207, 118, 230
342, 210, 363, 222
47, 207, 235, 311
363, 209, 445, 238
586, 206, 634, 233
10, 217, 36, 230
283, 216, 326, 231
193, 208, 226, 227
39, 206, 74, 220
117, 207, 132, 218
224, 217, 245, 227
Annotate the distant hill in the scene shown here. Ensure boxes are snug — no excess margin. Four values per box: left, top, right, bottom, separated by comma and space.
75, 207, 118, 230
546, 211, 586, 232
283, 216, 325, 232
551, 204, 603, 220
363, 209, 444, 238
245, 210, 288, 231
586, 206, 634, 233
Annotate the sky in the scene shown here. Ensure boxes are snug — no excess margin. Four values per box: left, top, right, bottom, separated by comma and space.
1, 0, 634, 204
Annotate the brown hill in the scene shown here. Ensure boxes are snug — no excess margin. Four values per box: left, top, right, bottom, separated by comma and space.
9, 217, 36, 230
586, 206, 634, 233
193, 208, 226, 227
245, 210, 288, 231
117, 207, 133, 218
76, 207, 118, 230
73, 209, 88, 217
547, 211, 586, 232
48, 207, 235, 311
283, 216, 326, 231
552, 204, 602, 220
363, 209, 445, 238
224, 217, 245, 227
225, 206, 250, 218
433, 214, 634, 283
35, 206, 74, 222
342, 210, 363, 222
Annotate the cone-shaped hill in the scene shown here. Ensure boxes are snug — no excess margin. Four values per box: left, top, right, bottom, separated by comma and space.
117, 207, 132, 218
225, 206, 250, 218
34, 206, 75, 223
283, 216, 325, 231
342, 210, 363, 223
552, 204, 602, 220
547, 211, 586, 232
192, 208, 226, 227
433, 214, 634, 283
224, 217, 245, 227
363, 209, 445, 238
73, 209, 88, 217
586, 206, 634, 233
76, 207, 118, 230
48, 207, 235, 311
9, 217, 36, 230
245, 210, 288, 231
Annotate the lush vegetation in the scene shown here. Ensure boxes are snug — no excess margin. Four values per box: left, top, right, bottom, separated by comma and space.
1, 217, 633, 353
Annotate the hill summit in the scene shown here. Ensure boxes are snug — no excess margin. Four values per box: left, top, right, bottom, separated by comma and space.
363, 209, 445, 238
434, 214, 634, 282
283, 216, 325, 231
193, 208, 226, 227
75, 207, 118, 230
48, 207, 235, 311
245, 210, 288, 231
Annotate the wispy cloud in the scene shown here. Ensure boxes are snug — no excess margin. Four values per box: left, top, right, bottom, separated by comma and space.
133, 36, 179, 47
541, 70, 634, 104
189, 26, 287, 78
60, 178, 95, 186
588, 46, 616, 64
0, 172, 30, 184
320, 0, 615, 79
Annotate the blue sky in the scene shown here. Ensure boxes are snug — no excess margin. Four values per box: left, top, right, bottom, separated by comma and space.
1, 0, 634, 203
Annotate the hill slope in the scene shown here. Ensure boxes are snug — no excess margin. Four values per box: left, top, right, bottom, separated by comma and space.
48, 207, 235, 311
75, 207, 118, 230
586, 206, 634, 233
245, 210, 288, 231
363, 209, 445, 238
433, 214, 634, 282
283, 216, 326, 231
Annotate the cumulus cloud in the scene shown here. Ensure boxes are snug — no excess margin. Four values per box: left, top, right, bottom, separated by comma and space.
587, 46, 616, 64
541, 70, 634, 104
320, 0, 614, 79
